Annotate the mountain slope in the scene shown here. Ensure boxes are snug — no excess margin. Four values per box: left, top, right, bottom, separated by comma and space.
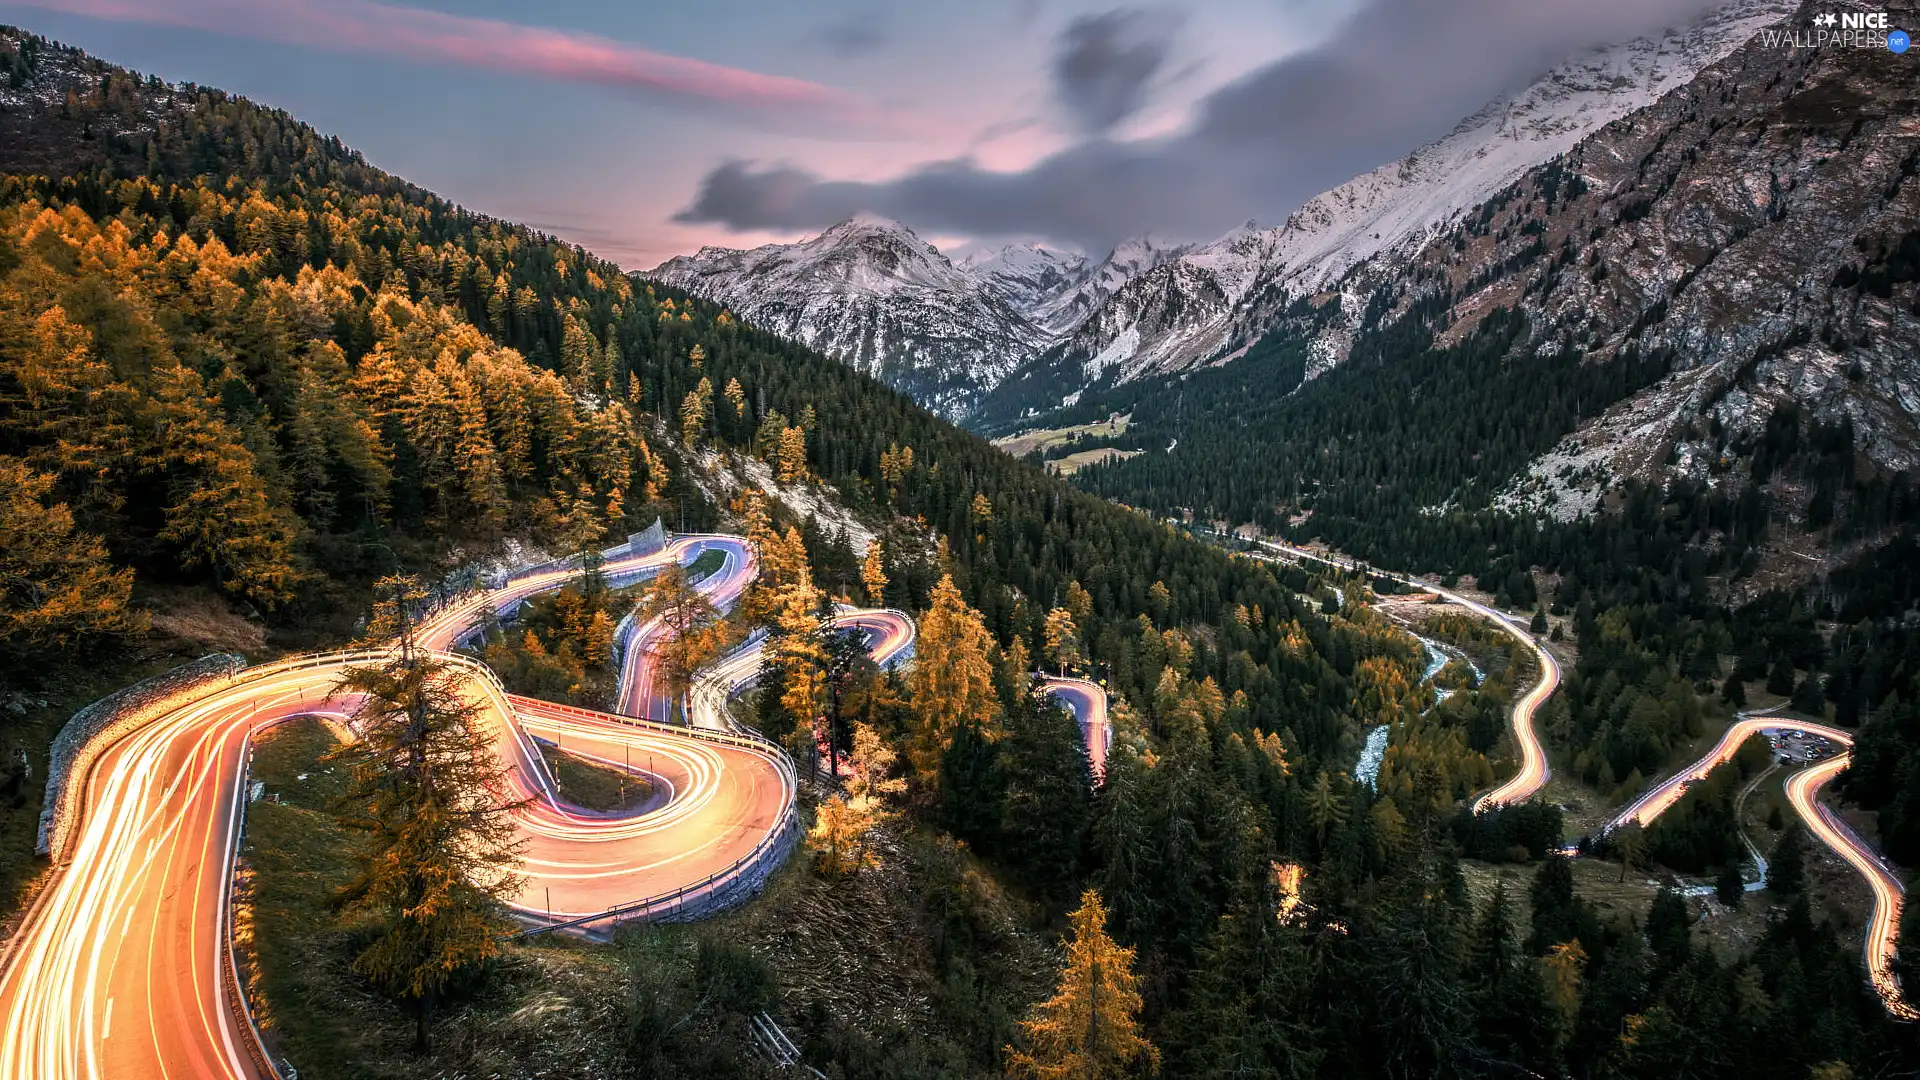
982, 0, 1798, 421
1076, 0, 1919, 593
646, 215, 1062, 418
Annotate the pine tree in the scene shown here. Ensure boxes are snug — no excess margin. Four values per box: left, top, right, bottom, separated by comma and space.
1470, 884, 1558, 1070
1766, 822, 1805, 895
819, 626, 874, 779
1720, 672, 1747, 709
1305, 771, 1347, 847
331, 577, 524, 1051
1766, 656, 1797, 696
1715, 863, 1744, 908
1007, 889, 1159, 1080
998, 691, 1092, 897
1613, 821, 1647, 882
1645, 888, 1690, 971
906, 573, 999, 777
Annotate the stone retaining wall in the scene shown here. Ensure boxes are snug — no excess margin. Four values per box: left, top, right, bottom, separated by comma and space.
36, 653, 245, 859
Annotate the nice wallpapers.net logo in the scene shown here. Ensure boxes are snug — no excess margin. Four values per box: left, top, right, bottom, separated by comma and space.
1759, 11, 1910, 51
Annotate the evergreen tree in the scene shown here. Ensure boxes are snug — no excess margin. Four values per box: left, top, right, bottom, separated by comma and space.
1646, 887, 1691, 972
997, 691, 1093, 897
1470, 884, 1558, 1072
1715, 863, 1745, 908
1766, 822, 1806, 896
1766, 656, 1797, 696
1528, 853, 1579, 952
1790, 672, 1826, 715
1720, 672, 1747, 709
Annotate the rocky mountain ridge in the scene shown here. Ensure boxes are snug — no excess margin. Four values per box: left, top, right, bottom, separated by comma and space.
647, 215, 1191, 419
647, 0, 1798, 428
1012, 0, 1802, 417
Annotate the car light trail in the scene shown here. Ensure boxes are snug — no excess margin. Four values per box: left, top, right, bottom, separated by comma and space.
1602, 711, 1913, 1019
1246, 538, 1559, 811
1039, 676, 1111, 780
0, 532, 907, 1079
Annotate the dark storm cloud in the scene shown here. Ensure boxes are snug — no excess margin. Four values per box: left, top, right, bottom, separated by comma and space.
1051, 9, 1182, 133
676, 0, 1731, 253
815, 8, 890, 58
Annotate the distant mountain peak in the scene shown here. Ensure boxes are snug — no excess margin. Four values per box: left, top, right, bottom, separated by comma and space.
644, 0, 1796, 426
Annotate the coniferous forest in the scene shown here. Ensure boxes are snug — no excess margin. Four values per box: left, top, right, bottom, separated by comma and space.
2, 25, 1918, 1080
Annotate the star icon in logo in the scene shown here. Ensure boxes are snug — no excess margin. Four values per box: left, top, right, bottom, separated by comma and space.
1814, 12, 1838, 26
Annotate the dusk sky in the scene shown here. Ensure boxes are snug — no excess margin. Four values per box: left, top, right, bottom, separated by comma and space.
0, 0, 1728, 268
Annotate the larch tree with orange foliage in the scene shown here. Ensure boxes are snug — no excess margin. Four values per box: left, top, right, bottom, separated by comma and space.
861, 538, 888, 607
906, 573, 999, 777
1006, 889, 1158, 1080
0, 455, 146, 663
634, 562, 728, 720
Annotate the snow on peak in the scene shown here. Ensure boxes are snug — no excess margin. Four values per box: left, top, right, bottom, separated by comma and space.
1267, 0, 1796, 292
1031, 0, 1796, 392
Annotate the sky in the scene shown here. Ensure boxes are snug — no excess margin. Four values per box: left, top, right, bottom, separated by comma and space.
0, 0, 1729, 269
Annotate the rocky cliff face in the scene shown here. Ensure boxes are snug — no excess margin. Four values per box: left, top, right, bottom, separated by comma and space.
1013, 0, 1800, 413
1354, 0, 1920, 522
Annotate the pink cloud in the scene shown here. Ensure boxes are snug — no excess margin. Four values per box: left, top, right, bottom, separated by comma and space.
15, 0, 865, 117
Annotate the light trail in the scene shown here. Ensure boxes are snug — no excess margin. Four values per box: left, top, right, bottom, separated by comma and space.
1244, 538, 1559, 811
1247, 536, 1908, 1015
1602, 712, 1913, 1019
1038, 676, 1110, 781
0, 532, 872, 1079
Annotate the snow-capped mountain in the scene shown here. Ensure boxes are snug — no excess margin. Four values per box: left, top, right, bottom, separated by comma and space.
1021, 0, 1797, 405
646, 0, 1795, 425
647, 213, 1057, 418
1027, 234, 1191, 338
644, 216, 1178, 419
958, 242, 1089, 315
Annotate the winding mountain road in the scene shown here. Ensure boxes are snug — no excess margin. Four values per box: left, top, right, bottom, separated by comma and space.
1603, 711, 1913, 1019
1, 535, 809, 1079
1249, 536, 1909, 1015
1246, 539, 1559, 810
1040, 675, 1111, 780
0, 526, 1115, 1080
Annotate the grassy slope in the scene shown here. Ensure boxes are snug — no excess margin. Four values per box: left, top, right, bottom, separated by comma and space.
543, 746, 652, 813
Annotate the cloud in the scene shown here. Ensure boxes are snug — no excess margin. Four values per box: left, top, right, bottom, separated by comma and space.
1051, 8, 1181, 133
12, 0, 869, 123
814, 8, 889, 58
676, 0, 1732, 252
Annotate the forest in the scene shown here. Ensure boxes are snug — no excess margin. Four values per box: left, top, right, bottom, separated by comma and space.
1, 25, 1917, 1080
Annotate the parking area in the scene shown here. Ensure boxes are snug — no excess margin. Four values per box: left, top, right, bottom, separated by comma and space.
1764, 727, 1839, 764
